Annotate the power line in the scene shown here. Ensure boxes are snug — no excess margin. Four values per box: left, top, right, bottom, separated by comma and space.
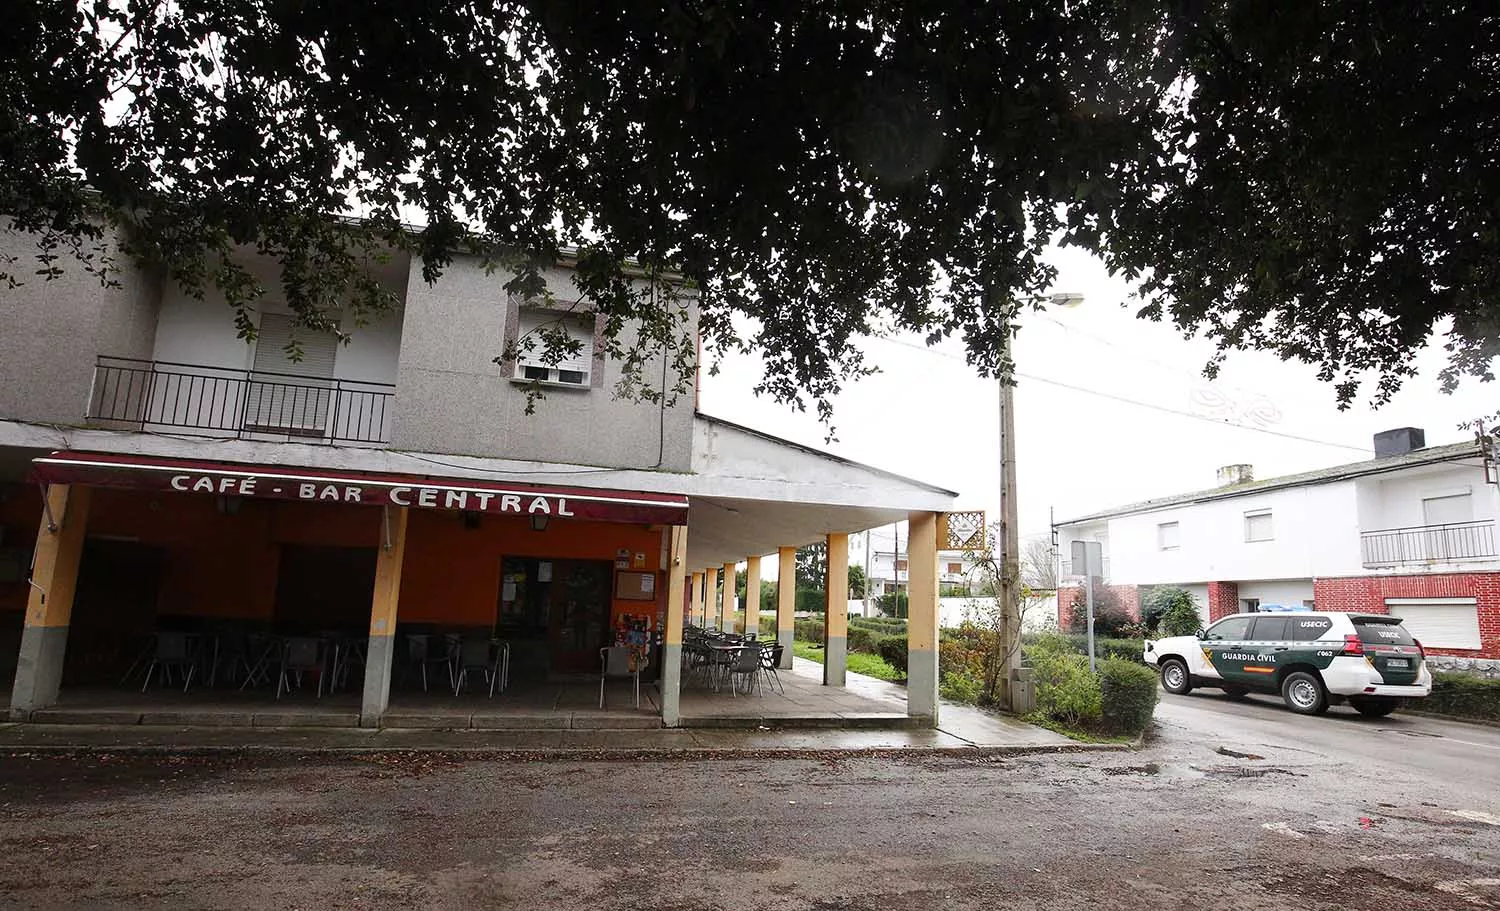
868, 334, 1371, 454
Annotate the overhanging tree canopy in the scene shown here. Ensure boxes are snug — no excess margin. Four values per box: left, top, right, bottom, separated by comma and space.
3, 1, 1496, 416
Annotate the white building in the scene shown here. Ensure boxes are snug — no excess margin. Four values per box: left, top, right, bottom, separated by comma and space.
1053, 429, 1500, 668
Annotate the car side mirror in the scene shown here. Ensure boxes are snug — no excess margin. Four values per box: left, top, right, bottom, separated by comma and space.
1195, 628, 1206, 639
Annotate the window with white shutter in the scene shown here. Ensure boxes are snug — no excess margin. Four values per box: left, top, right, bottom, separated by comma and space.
1422, 493, 1473, 526
1157, 522, 1179, 550
513, 309, 595, 386
1384, 597, 1482, 650
1244, 509, 1273, 542
245, 313, 338, 435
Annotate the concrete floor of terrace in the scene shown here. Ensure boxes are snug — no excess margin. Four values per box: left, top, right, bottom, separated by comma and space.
0, 660, 1071, 751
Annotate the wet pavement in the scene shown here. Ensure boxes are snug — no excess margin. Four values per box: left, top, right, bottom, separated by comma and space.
0, 693, 1494, 909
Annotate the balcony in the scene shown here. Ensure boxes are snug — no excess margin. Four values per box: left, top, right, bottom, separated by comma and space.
87, 356, 395, 445
1360, 520, 1497, 568
1060, 557, 1110, 581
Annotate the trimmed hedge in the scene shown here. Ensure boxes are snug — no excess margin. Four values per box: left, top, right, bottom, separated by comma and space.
1424, 672, 1500, 724
847, 626, 880, 654
1022, 634, 1147, 665
875, 635, 909, 672
1099, 657, 1159, 734
794, 619, 824, 642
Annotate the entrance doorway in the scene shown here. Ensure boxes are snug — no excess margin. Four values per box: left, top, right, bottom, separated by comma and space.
273, 545, 377, 633
497, 557, 612, 678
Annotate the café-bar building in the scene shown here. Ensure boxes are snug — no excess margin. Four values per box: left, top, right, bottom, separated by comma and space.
0, 226, 959, 728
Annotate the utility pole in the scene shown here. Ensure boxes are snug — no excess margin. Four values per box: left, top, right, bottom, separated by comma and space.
997, 331, 1020, 709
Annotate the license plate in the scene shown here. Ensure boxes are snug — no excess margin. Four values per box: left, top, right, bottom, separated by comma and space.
1386, 658, 1409, 668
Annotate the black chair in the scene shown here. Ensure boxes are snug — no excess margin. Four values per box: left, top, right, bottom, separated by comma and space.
405, 634, 454, 692
141, 631, 197, 693
452, 637, 499, 697
276, 636, 327, 699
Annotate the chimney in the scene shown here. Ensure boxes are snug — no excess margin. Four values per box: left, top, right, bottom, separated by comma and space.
1373, 427, 1426, 459
1216, 464, 1254, 487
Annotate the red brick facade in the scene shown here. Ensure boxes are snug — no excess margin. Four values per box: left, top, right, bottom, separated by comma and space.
1312, 572, 1500, 659
1207, 581, 1239, 622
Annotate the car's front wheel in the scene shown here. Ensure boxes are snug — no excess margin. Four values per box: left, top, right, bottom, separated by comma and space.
1159, 659, 1192, 695
1349, 696, 1400, 718
1281, 671, 1329, 715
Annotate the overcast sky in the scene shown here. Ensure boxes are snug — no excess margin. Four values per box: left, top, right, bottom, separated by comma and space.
699, 244, 1497, 564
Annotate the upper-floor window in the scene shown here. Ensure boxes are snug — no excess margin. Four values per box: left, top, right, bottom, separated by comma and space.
1157, 522, 1180, 550
511, 308, 596, 386
247, 313, 338, 435
945, 562, 963, 574
1244, 509, 1273, 543
895, 559, 909, 572
1422, 493, 1473, 526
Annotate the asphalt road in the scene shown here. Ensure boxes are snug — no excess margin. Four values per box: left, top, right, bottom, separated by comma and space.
0, 699, 1495, 910
1157, 690, 1500, 809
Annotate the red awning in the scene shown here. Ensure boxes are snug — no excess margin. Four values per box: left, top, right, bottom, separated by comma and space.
29, 451, 689, 526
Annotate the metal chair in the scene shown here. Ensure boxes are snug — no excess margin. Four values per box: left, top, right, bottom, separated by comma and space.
276, 636, 327, 699
599, 645, 646, 709
452, 637, 499, 697
404, 634, 454, 692
725, 645, 761, 696
759, 642, 785, 695
141, 631, 197, 693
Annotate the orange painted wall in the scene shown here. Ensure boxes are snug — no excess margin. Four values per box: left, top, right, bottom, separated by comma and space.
86, 489, 379, 621
4, 482, 666, 631
397, 509, 666, 630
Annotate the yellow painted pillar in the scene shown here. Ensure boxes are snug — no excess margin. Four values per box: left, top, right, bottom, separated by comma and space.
907, 511, 940, 724
11, 485, 92, 720
744, 555, 762, 638
660, 525, 689, 726
360, 505, 409, 727
704, 567, 719, 630
776, 546, 796, 669
720, 561, 736, 633
689, 571, 705, 628
824, 533, 849, 686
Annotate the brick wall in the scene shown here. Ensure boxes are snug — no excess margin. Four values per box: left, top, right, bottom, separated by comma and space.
1311, 572, 1500, 659
1207, 581, 1239, 622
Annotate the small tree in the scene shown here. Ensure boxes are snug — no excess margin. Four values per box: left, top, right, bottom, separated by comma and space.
1067, 586, 1135, 638
1157, 590, 1205, 637
848, 564, 868, 600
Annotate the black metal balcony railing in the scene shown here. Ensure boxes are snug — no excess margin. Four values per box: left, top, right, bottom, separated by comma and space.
87, 356, 394, 445
1361, 520, 1497, 567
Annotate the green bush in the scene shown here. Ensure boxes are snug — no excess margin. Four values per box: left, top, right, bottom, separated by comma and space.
940, 668, 984, 703
1424, 672, 1500, 723
1028, 634, 1102, 726
1022, 634, 1146, 664
846, 625, 879, 654
875, 635, 908, 672
794, 619, 824, 642
1098, 657, 1159, 734
876, 591, 909, 617
1157, 589, 1204, 637
795, 589, 826, 614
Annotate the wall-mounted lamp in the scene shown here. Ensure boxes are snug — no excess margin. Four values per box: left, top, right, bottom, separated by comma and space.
530, 514, 549, 532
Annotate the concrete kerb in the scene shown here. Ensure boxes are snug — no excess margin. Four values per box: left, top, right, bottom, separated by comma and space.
0, 725, 1135, 760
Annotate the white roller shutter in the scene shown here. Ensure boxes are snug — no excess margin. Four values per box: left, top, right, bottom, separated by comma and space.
1384, 598, 1482, 650
246, 313, 337, 434
515, 309, 594, 383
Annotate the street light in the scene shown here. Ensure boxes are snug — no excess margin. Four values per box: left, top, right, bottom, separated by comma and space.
997, 291, 1083, 709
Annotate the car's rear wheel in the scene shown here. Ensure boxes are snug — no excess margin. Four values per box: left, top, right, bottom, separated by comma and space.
1349, 696, 1400, 718
1281, 671, 1329, 715
1159, 659, 1192, 695
1221, 685, 1250, 700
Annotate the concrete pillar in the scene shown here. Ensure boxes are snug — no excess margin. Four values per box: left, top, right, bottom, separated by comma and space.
907, 511, 940, 725
361, 506, 409, 728
744, 555, 762, 638
824, 532, 849, 687
720, 561, 735, 633
689, 571, 705, 627
705, 567, 719, 629
660, 525, 689, 726
776, 546, 796, 669
10, 485, 92, 720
